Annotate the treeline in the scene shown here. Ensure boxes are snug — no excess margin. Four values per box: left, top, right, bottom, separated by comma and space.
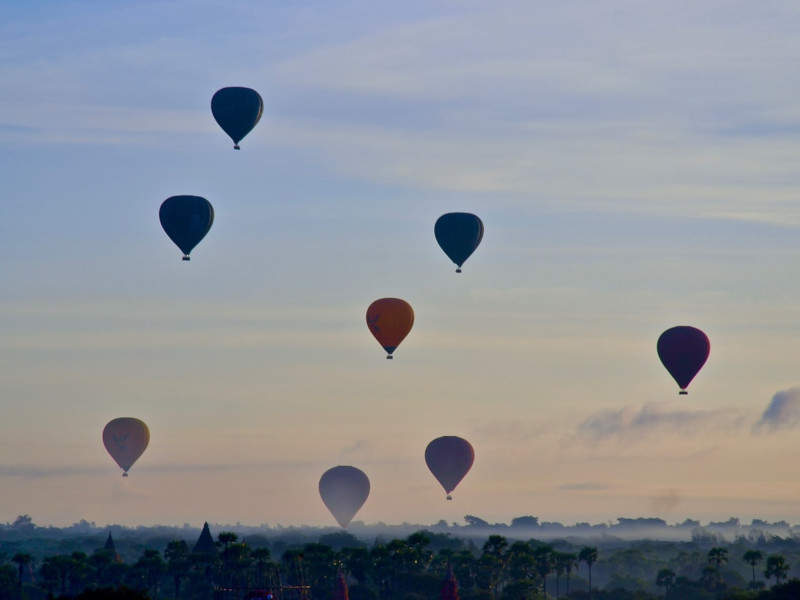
3, 526, 800, 600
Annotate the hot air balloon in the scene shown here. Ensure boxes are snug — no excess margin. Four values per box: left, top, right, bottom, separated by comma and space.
434, 213, 484, 273
159, 195, 214, 261
657, 326, 710, 395
366, 298, 414, 359
319, 466, 370, 528
211, 87, 263, 149
425, 436, 474, 500
103, 418, 149, 477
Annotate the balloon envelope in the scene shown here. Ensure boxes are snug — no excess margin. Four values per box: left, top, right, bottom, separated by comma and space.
103, 418, 149, 476
425, 436, 474, 499
211, 87, 263, 149
434, 213, 484, 272
657, 326, 710, 394
319, 466, 370, 528
159, 195, 214, 260
366, 298, 414, 358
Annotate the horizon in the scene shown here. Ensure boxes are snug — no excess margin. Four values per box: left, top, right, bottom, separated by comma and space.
3, 2, 800, 530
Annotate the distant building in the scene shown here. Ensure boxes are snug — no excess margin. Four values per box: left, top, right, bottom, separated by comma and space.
440, 564, 459, 600
193, 522, 218, 555
103, 531, 123, 563
104, 532, 116, 552
332, 568, 349, 600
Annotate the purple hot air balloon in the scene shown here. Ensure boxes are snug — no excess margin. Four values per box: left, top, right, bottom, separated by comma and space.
657, 326, 710, 395
425, 436, 474, 500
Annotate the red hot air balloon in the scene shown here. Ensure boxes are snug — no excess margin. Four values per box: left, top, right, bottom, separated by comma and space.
366, 298, 414, 359
657, 326, 710, 395
103, 418, 150, 476
319, 466, 370, 529
425, 436, 474, 500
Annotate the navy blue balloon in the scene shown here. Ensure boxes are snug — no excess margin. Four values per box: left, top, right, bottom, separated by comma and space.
211, 87, 263, 149
657, 326, 710, 394
434, 213, 484, 272
159, 196, 214, 261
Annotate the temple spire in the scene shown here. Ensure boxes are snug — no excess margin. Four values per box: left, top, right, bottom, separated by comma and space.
441, 563, 459, 600
333, 566, 349, 600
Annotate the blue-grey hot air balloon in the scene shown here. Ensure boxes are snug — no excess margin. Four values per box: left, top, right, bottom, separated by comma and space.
159, 196, 214, 261
319, 466, 370, 529
434, 213, 484, 272
211, 87, 263, 149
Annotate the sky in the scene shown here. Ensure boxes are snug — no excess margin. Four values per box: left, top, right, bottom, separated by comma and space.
2, 0, 800, 530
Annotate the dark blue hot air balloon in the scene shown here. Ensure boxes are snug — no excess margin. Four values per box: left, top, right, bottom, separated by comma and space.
657, 326, 710, 394
159, 196, 214, 261
211, 87, 263, 149
434, 213, 484, 272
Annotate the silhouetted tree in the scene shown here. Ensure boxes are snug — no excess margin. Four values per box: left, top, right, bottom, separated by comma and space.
561, 552, 578, 595
764, 554, 789, 587
0, 565, 18, 600
578, 547, 598, 599
706, 547, 727, 586
250, 548, 273, 588
131, 549, 165, 598
11, 553, 31, 600
165, 541, 191, 600
743, 550, 763, 589
40, 555, 73, 597
90, 548, 126, 589
700, 566, 717, 591
463, 516, 489, 528
655, 568, 675, 594
532, 546, 553, 598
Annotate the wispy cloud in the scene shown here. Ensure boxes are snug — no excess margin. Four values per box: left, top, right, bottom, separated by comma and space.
754, 388, 800, 433
558, 481, 615, 492
577, 402, 744, 443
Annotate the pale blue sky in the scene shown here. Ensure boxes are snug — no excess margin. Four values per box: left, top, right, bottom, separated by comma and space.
2, 1, 800, 528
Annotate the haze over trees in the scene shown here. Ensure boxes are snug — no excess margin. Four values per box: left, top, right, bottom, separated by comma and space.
1, 515, 800, 599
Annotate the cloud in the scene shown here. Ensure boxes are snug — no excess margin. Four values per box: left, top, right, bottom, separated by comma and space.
0, 464, 105, 478
577, 402, 744, 442
558, 481, 615, 491
753, 388, 800, 433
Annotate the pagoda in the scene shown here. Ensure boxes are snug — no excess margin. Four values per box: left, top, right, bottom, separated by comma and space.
440, 564, 459, 600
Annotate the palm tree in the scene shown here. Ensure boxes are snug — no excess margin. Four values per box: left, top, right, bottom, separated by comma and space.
764, 554, 789, 587
165, 540, 191, 600
561, 552, 578, 595
133, 548, 165, 598
480, 535, 508, 599
532, 545, 553, 598
578, 546, 598, 599
553, 552, 570, 598
251, 547, 273, 587
11, 553, 32, 600
743, 550, 763, 589
707, 547, 728, 585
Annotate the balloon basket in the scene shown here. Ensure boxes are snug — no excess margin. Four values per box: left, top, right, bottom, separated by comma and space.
679, 390, 688, 395
122, 473, 128, 477
455, 268, 462, 273
386, 355, 393, 360
234, 145, 240, 150
182, 256, 190, 261
446, 495, 452, 500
